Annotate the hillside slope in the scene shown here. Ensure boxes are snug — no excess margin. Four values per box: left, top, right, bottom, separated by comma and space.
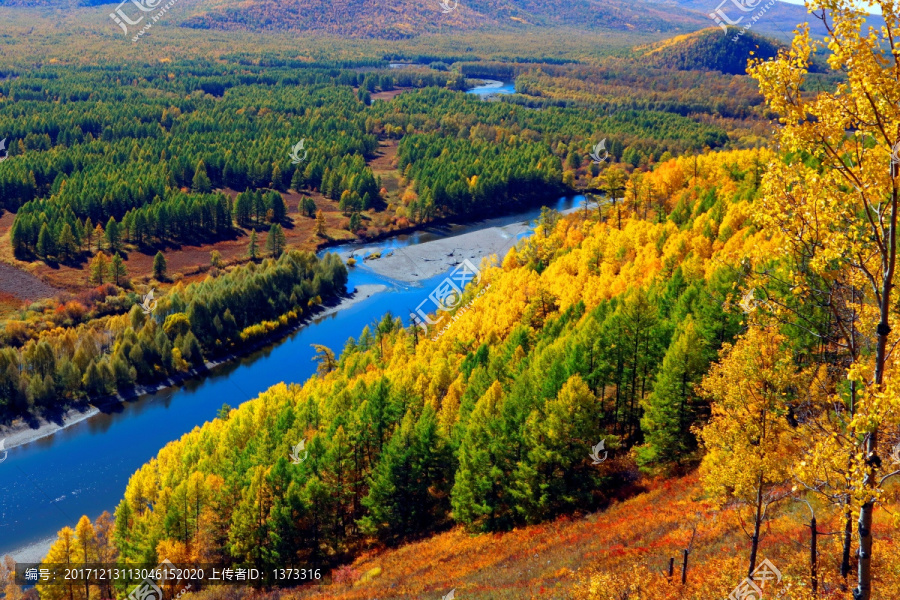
176, 0, 708, 37
637, 27, 783, 75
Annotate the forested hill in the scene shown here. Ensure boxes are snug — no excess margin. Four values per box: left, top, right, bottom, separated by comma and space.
0, 0, 882, 39
0, 0, 828, 39
638, 28, 784, 76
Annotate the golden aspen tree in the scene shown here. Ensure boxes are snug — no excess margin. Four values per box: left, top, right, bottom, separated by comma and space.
749, 2, 900, 596
698, 327, 797, 578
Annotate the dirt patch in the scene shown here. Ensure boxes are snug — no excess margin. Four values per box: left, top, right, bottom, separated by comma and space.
0, 139, 409, 294
0, 261, 59, 302
369, 139, 402, 201
371, 88, 411, 102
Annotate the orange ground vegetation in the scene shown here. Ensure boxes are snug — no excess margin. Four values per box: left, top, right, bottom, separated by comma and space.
275, 471, 898, 600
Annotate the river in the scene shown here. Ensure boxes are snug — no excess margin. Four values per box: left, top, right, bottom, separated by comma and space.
0, 189, 585, 559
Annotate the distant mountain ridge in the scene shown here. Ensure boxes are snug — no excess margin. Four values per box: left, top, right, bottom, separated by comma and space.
0, 0, 884, 40
175, 0, 711, 38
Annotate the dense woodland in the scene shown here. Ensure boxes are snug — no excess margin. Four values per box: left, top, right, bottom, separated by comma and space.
0, 55, 745, 265
0, 251, 347, 418
27, 149, 756, 597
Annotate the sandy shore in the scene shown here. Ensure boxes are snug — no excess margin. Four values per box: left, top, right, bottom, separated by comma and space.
3, 536, 57, 563
0, 284, 388, 453
0, 407, 100, 452
314, 284, 386, 319
353, 221, 529, 283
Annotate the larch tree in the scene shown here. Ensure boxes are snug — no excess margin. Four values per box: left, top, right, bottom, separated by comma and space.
37, 526, 77, 600
74, 516, 97, 600
57, 223, 77, 261
89, 252, 107, 285
108, 253, 128, 287
192, 159, 212, 193
748, 2, 900, 596
247, 230, 259, 260
105, 217, 120, 252
266, 223, 287, 257
315, 209, 327, 237
153, 251, 167, 280
638, 318, 707, 468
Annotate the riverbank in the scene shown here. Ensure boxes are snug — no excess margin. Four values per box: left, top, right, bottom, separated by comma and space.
0, 284, 387, 453
338, 221, 529, 283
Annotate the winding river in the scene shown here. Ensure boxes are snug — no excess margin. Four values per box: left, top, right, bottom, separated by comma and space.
0, 189, 586, 559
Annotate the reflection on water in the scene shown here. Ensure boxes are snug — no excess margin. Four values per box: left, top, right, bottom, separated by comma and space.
0, 195, 584, 557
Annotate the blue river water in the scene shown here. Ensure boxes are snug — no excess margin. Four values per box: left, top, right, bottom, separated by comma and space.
465, 79, 517, 97
0, 191, 585, 558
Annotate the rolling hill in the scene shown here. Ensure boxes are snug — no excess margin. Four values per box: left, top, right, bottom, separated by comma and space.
637, 27, 784, 75
175, 0, 709, 38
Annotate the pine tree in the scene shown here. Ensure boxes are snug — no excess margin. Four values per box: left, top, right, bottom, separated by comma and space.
108, 253, 128, 286
269, 192, 286, 223
247, 230, 259, 260
83, 217, 94, 251
349, 212, 362, 233
89, 252, 107, 285
36, 222, 54, 258
266, 223, 286, 257
271, 164, 285, 191
74, 515, 97, 600
153, 251, 167, 280
105, 217, 120, 251
451, 382, 515, 531
192, 159, 212, 193
638, 319, 707, 468
10, 218, 27, 257
302, 197, 316, 218
512, 374, 605, 523
57, 223, 77, 261
291, 167, 305, 191
359, 406, 450, 542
